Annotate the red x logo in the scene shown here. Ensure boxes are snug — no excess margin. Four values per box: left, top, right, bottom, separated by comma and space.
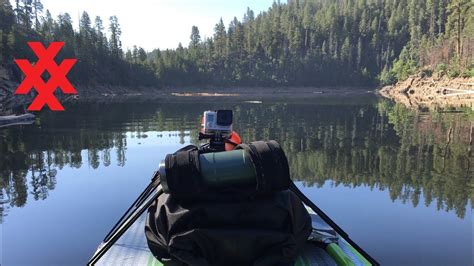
14, 42, 77, 111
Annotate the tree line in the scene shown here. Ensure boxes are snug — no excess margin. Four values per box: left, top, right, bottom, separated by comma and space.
149, 0, 473, 87
1, 0, 473, 89
0, 0, 157, 87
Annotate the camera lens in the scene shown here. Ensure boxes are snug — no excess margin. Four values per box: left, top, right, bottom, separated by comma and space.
216, 110, 233, 126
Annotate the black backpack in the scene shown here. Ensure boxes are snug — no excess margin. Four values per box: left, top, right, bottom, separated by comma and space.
145, 190, 311, 266
145, 143, 312, 265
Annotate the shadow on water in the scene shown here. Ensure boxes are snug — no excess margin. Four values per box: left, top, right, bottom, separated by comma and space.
0, 98, 473, 223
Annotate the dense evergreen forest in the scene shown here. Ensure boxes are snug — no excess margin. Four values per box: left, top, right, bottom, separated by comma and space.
0, 0, 157, 86
0, 0, 473, 88
151, 0, 473, 86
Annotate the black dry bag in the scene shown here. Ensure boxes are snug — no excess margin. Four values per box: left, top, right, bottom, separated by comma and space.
145, 141, 312, 265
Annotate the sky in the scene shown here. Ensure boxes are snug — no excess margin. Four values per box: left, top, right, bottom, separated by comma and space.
28, 0, 277, 51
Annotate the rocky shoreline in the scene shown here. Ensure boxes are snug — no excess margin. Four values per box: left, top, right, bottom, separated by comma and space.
379, 74, 474, 110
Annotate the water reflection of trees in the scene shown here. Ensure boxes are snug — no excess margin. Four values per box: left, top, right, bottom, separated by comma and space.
232, 101, 472, 218
0, 100, 472, 220
0, 102, 202, 220
268, 102, 472, 219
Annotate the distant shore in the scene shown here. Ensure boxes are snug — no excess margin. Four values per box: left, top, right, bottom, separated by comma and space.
75, 84, 373, 99
379, 74, 474, 110
1, 70, 375, 111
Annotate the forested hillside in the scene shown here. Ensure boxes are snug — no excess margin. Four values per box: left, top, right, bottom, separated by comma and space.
0, 0, 157, 86
150, 0, 473, 86
1, 0, 473, 89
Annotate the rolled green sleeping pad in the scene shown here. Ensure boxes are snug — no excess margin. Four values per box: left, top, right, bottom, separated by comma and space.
159, 141, 290, 198
199, 150, 257, 187
159, 149, 258, 194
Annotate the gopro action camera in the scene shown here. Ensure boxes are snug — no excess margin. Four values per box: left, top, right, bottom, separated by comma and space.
202, 110, 233, 135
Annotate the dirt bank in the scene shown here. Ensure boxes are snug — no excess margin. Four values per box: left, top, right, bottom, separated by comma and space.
1, 68, 34, 112
0, 64, 374, 111
379, 74, 474, 110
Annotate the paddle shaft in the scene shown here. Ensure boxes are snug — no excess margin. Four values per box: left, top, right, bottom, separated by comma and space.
88, 175, 162, 266
88, 187, 162, 265
103, 171, 159, 243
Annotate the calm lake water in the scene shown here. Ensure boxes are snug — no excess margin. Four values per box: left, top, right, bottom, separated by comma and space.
1, 96, 473, 266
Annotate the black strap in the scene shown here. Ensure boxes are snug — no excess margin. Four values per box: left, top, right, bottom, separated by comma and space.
164, 145, 202, 197
236, 141, 290, 193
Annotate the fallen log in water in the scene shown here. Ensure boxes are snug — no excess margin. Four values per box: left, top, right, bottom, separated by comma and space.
0, 113, 35, 128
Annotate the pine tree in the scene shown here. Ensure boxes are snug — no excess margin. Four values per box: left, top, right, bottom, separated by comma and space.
213, 18, 226, 59
94, 16, 105, 51
341, 37, 351, 64
80, 12, 92, 40
302, 1, 313, 50
0, 0, 15, 61
190, 25, 200, 48
40, 10, 54, 41
438, 0, 447, 37
109, 15, 122, 58
138, 47, 147, 63
447, 0, 472, 59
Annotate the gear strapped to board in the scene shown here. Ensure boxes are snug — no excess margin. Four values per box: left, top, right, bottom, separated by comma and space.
145, 141, 312, 265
